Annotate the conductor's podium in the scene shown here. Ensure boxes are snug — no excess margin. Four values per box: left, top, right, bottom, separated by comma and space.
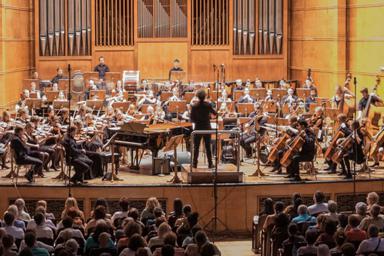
181, 164, 243, 184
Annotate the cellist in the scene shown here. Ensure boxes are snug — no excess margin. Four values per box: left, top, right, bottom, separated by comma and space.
286, 119, 316, 181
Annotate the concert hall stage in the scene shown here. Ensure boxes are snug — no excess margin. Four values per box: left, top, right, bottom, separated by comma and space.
0, 158, 384, 234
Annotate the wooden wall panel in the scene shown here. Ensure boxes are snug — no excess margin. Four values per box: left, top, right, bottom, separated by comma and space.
0, 0, 34, 111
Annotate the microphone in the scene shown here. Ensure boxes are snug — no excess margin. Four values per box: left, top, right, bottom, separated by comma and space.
354, 77, 357, 85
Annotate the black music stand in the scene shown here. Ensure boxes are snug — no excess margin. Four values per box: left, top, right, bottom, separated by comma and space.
164, 135, 184, 184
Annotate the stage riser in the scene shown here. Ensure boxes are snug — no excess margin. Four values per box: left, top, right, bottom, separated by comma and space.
1, 180, 383, 233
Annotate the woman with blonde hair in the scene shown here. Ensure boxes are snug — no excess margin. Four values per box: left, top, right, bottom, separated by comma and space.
61, 197, 85, 221
140, 197, 161, 225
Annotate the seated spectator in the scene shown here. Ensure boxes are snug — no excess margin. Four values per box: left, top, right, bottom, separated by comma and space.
366, 192, 380, 212
61, 197, 85, 222
148, 222, 172, 250
337, 213, 349, 232
3, 212, 24, 240
176, 212, 199, 247
111, 197, 129, 227
128, 208, 145, 232
308, 214, 327, 234
284, 193, 302, 218
160, 244, 175, 256
57, 207, 85, 232
26, 206, 56, 233
117, 220, 142, 253
1, 234, 17, 256
85, 205, 113, 236
355, 202, 368, 222
315, 219, 337, 248
329, 230, 346, 255
168, 198, 183, 231
14, 198, 31, 222
308, 191, 329, 216
291, 205, 316, 224
175, 205, 192, 228
119, 233, 151, 256
282, 223, 305, 256
35, 201, 55, 222
345, 214, 367, 244
182, 225, 202, 248
141, 197, 162, 226
55, 216, 85, 245
317, 244, 330, 256
325, 200, 338, 223
84, 220, 114, 255
356, 224, 384, 255
6, 205, 26, 230
23, 231, 49, 256
340, 242, 355, 256
263, 201, 285, 230
31, 212, 54, 243
359, 204, 384, 231
297, 230, 318, 255
153, 232, 184, 256
91, 198, 111, 220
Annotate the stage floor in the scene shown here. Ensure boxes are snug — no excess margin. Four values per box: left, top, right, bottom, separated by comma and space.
1, 154, 383, 187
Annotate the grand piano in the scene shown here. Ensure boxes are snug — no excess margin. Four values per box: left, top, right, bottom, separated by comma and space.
107, 122, 192, 173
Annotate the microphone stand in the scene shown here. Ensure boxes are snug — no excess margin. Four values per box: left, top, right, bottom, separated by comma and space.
353, 77, 357, 203
67, 64, 72, 197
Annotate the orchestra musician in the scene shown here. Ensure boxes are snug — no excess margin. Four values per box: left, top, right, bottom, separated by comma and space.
11, 126, 44, 182
240, 104, 267, 158
281, 88, 298, 107
191, 89, 217, 169
332, 85, 354, 108
255, 77, 263, 88
94, 56, 110, 80
303, 79, 318, 96
305, 89, 318, 112
238, 87, 256, 104
168, 59, 183, 80
358, 87, 383, 118
51, 67, 65, 84
62, 126, 91, 185
286, 119, 316, 181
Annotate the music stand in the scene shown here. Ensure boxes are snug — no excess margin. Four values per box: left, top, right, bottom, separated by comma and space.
53, 100, 70, 110
25, 98, 42, 115
218, 102, 235, 112
163, 135, 184, 183
58, 79, 70, 91
112, 102, 130, 112
83, 72, 100, 82
233, 90, 243, 102
23, 79, 40, 90
86, 100, 104, 113
251, 88, 266, 100
168, 101, 187, 119
296, 88, 311, 99
170, 71, 186, 82
45, 91, 59, 102
160, 92, 173, 102
184, 92, 195, 103
263, 101, 278, 113
104, 72, 122, 82
90, 90, 106, 100
237, 103, 254, 116
272, 88, 287, 99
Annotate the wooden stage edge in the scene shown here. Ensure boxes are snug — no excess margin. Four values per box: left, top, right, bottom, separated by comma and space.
0, 170, 384, 234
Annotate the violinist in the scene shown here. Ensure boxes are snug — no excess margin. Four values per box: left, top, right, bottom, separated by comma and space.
11, 126, 44, 182
138, 90, 157, 107
303, 79, 318, 96
218, 89, 232, 103
270, 116, 299, 174
238, 87, 256, 104
281, 88, 297, 107
60, 108, 70, 126
240, 104, 267, 158
62, 126, 91, 185
265, 90, 274, 102
234, 79, 244, 90
286, 119, 316, 181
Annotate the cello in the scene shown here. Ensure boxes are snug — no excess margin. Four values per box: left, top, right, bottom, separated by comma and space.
330, 134, 354, 164
324, 130, 345, 161
267, 132, 290, 163
280, 131, 305, 168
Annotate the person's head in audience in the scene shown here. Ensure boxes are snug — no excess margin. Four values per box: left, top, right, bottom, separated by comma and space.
67, 207, 81, 221
158, 222, 172, 239
19, 248, 33, 256
317, 244, 330, 256
183, 205, 192, 217
92, 220, 110, 242
324, 219, 337, 236
275, 212, 290, 228
355, 202, 368, 218
173, 198, 183, 216
367, 192, 379, 208
334, 230, 346, 248
340, 242, 356, 256
274, 201, 284, 214
298, 204, 309, 216
287, 223, 298, 237
328, 200, 337, 214
7, 204, 19, 219
64, 197, 80, 211
137, 247, 151, 256
24, 230, 37, 248
370, 204, 381, 218
262, 198, 274, 215
62, 216, 74, 229
293, 197, 303, 212
368, 224, 379, 238
94, 198, 109, 213
124, 220, 142, 238
2, 234, 14, 252
195, 230, 208, 248
163, 232, 177, 247
305, 230, 318, 245
200, 243, 216, 256
98, 232, 111, 248
191, 225, 202, 241
94, 205, 106, 220
128, 234, 147, 252
314, 191, 326, 204
161, 244, 175, 256
145, 197, 161, 213
316, 214, 328, 231
154, 207, 164, 218
188, 212, 199, 228
348, 214, 361, 229
338, 213, 349, 230
119, 197, 129, 212
34, 212, 45, 226
64, 238, 79, 255
128, 208, 140, 221
15, 198, 27, 212
291, 193, 301, 204
4, 212, 15, 226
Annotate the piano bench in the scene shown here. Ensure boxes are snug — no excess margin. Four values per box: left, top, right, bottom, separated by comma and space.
100, 152, 121, 175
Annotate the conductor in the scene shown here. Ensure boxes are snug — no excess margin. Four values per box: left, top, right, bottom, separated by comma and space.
191, 89, 217, 168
